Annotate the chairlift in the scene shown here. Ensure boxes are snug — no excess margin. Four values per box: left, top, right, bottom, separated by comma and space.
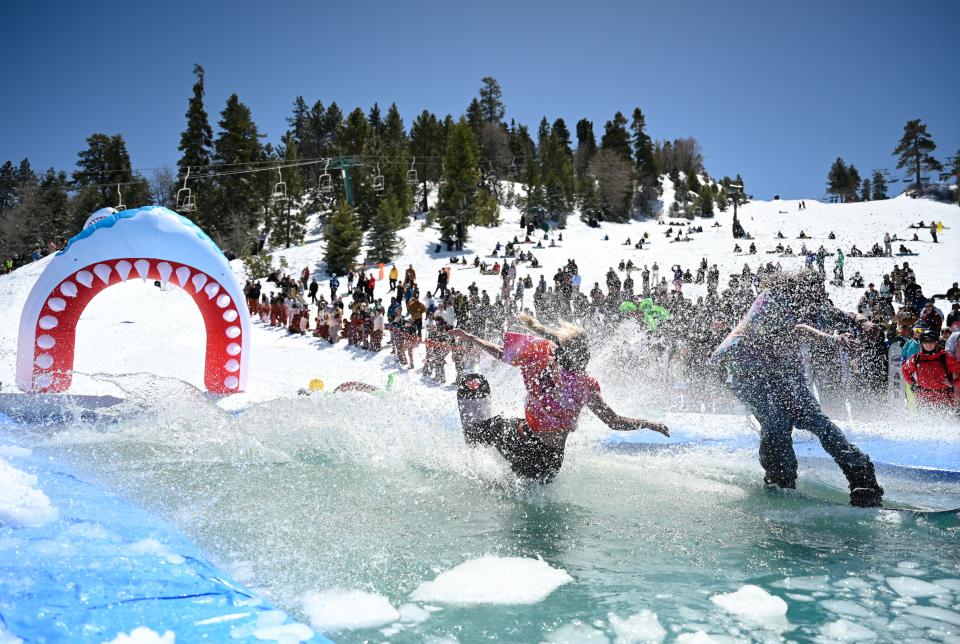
372, 164, 384, 192
115, 184, 126, 212
438, 162, 447, 189
176, 167, 197, 213
406, 157, 418, 186
319, 160, 333, 193
271, 168, 288, 204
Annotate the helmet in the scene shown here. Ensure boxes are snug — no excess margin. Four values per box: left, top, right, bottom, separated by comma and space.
919, 329, 939, 343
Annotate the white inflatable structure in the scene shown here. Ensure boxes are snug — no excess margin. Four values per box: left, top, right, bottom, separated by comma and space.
16, 206, 250, 394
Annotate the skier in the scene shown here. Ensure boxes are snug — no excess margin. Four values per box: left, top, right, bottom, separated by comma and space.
451, 315, 668, 483
902, 329, 959, 409
710, 270, 885, 507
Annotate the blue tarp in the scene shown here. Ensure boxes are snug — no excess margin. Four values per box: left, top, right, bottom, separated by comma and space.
0, 436, 326, 643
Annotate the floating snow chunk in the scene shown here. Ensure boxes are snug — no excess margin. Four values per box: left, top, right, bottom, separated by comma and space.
75, 270, 94, 288
543, 620, 608, 643
932, 579, 960, 592
0, 445, 30, 459
134, 259, 151, 280
398, 603, 431, 625
191, 272, 208, 293
886, 577, 950, 598
905, 606, 960, 627
0, 457, 58, 527
93, 263, 113, 284
301, 589, 399, 632
59, 281, 77, 297
156, 262, 173, 286
175, 266, 191, 288
104, 626, 175, 644
819, 619, 876, 641
608, 610, 667, 643
115, 259, 132, 281
252, 622, 313, 642
821, 600, 872, 618
127, 538, 186, 565
772, 575, 831, 591
47, 297, 66, 312
710, 585, 788, 625
411, 556, 572, 605
675, 632, 719, 644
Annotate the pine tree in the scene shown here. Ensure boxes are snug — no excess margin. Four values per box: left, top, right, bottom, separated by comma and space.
409, 110, 444, 211
478, 77, 505, 123
0, 161, 17, 215
337, 107, 377, 229
323, 201, 362, 276
846, 165, 861, 202
893, 119, 943, 192
871, 171, 888, 200
380, 103, 413, 221
73, 134, 150, 215
366, 195, 402, 263
436, 118, 482, 250
211, 94, 265, 247
600, 112, 631, 161
269, 141, 307, 249
827, 157, 850, 202
699, 183, 715, 216
574, 118, 596, 180
16, 159, 35, 188
552, 118, 571, 156
177, 64, 213, 178
630, 108, 661, 214
465, 98, 484, 139
860, 178, 871, 202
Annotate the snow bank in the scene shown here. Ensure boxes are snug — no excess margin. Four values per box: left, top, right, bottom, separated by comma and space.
105, 627, 175, 644
0, 457, 57, 528
410, 555, 572, 605
608, 610, 667, 643
300, 589, 399, 632
709, 584, 788, 625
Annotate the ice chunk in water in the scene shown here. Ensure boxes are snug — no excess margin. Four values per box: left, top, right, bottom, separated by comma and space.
608, 610, 666, 643
710, 585, 788, 626
821, 600, 872, 618
773, 575, 830, 591
301, 589, 399, 632
104, 627, 175, 644
0, 457, 58, 528
411, 556, 572, 605
886, 577, 950, 597
542, 620, 608, 642
904, 606, 960, 627
819, 619, 876, 641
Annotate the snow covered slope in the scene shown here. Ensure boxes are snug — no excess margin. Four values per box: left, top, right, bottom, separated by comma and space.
0, 192, 956, 407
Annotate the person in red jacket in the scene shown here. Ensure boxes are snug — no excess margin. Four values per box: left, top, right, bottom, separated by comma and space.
902, 329, 960, 408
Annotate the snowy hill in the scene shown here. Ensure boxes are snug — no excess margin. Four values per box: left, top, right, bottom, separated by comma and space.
0, 191, 956, 408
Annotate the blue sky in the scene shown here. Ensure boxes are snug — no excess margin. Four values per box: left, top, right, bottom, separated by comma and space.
1, 0, 957, 199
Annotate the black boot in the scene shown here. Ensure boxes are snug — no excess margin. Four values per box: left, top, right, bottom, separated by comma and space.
763, 475, 796, 490
843, 462, 884, 508
457, 373, 493, 444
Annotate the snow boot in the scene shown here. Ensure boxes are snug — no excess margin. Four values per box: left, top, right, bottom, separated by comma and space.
457, 373, 493, 444
843, 462, 884, 508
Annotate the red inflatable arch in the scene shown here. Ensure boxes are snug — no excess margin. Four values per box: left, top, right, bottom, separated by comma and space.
17, 207, 250, 394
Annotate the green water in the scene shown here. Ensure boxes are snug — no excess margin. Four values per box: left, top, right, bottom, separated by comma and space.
18, 380, 960, 643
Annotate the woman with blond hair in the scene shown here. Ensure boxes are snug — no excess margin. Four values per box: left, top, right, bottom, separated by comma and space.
450, 313, 668, 483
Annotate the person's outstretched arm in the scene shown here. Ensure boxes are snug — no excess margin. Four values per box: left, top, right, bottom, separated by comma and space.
448, 328, 504, 360
587, 391, 669, 436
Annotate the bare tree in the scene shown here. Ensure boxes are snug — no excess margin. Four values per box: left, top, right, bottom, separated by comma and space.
589, 149, 633, 222
150, 165, 177, 208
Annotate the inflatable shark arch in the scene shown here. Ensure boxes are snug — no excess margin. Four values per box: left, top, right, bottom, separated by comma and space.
16, 206, 250, 394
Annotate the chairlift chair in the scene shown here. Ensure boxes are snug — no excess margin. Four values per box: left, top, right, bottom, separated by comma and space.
406, 157, 418, 186
271, 168, 288, 204
114, 184, 126, 212
319, 160, 333, 193
176, 167, 198, 213
372, 164, 385, 192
